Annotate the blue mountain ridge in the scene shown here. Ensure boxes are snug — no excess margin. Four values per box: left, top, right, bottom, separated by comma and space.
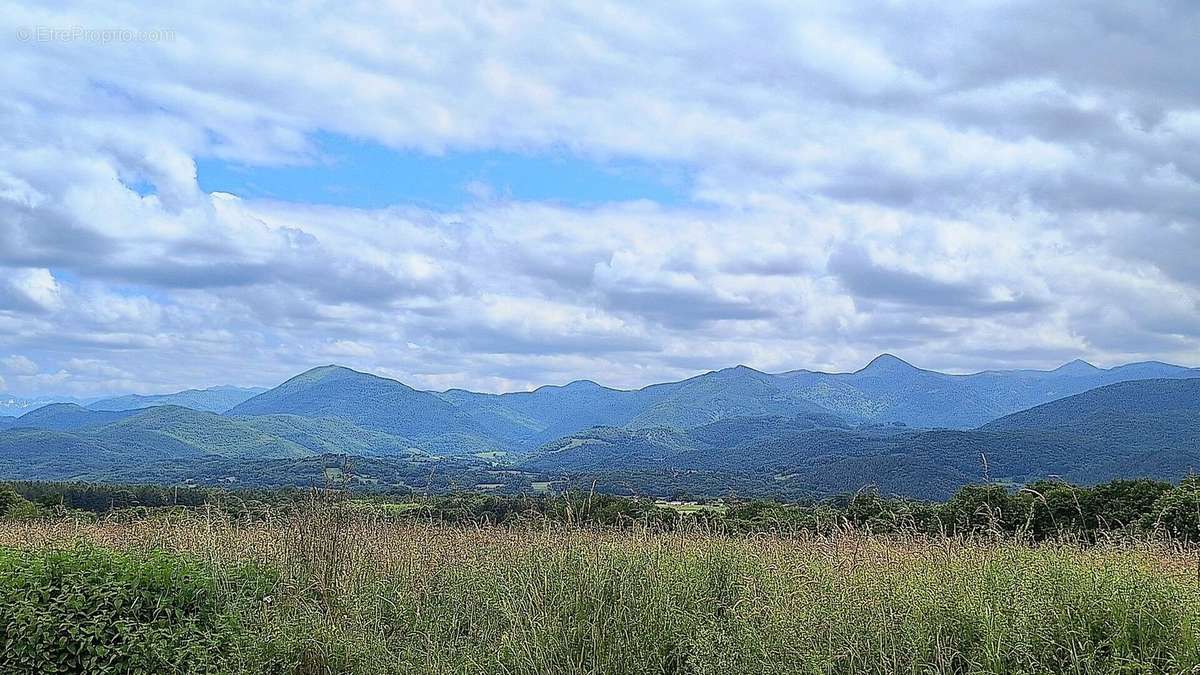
2, 356, 1198, 498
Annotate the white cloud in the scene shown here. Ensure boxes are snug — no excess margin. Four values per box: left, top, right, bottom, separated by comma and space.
0, 1, 1197, 395
324, 340, 375, 359
1, 355, 38, 375
0, 269, 63, 313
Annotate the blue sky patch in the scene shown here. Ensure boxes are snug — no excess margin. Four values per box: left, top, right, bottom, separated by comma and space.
197, 133, 694, 209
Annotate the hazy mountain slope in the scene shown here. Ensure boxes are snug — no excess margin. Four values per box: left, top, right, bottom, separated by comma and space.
0, 396, 89, 416
0, 429, 135, 481
529, 426, 695, 472
684, 412, 852, 448
434, 389, 544, 445
89, 386, 267, 413
0, 432, 476, 489
236, 414, 423, 457
524, 412, 862, 474
528, 377, 1200, 499
982, 378, 1200, 432
626, 366, 832, 429
501, 379, 682, 438
533, 422, 1200, 501
0, 416, 14, 431
775, 355, 1200, 428
440, 379, 683, 450
91, 406, 314, 459
0, 408, 452, 485
815, 421, 1200, 499
14, 404, 141, 432
229, 366, 487, 445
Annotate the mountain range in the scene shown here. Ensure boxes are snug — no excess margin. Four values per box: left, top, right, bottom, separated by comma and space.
1, 355, 1198, 499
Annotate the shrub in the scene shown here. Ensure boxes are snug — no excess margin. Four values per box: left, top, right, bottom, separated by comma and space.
941, 483, 1027, 534
1146, 476, 1200, 541
0, 545, 273, 674
0, 486, 38, 519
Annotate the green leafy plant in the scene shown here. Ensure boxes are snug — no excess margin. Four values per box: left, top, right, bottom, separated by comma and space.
0, 545, 274, 674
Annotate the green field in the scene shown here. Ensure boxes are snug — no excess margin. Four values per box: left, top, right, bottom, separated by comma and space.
654, 499, 728, 514
347, 499, 427, 516
3, 500, 1200, 674
530, 480, 562, 494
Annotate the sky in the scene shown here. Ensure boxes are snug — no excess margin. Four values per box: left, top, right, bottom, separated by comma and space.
1, 1, 1199, 397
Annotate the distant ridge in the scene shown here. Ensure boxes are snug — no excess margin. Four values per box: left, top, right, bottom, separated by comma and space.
0, 395, 89, 416
13, 403, 140, 432
90, 385, 268, 413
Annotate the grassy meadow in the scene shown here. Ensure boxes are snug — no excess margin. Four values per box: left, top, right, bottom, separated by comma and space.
4, 497, 1200, 674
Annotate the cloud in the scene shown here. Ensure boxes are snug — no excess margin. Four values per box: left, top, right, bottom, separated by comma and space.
827, 245, 1046, 317
0, 269, 63, 313
1, 355, 38, 376
0, 1, 1197, 395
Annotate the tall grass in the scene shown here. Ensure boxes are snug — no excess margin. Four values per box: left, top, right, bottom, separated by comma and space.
3, 495, 1200, 674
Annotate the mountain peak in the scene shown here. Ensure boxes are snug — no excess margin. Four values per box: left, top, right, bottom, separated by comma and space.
857, 353, 918, 374
304, 364, 355, 376
1054, 358, 1100, 374
531, 379, 605, 393
279, 364, 420, 393
717, 364, 765, 376
290, 364, 376, 384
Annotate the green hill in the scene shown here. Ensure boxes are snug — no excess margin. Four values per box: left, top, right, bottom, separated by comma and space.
982, 378, 1200, 432
626, 366, 833, 429
13, 404, 140, 431
0, 429, 147, 481
229, 366, 491, 453
94, 406, 314, 459
236, 414, 422, 457
0, 407, 442, 483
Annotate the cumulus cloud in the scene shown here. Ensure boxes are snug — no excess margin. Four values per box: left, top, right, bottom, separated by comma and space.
1, 355, 38, 375
0, 1, 1197, 395
0, 269, 63, 313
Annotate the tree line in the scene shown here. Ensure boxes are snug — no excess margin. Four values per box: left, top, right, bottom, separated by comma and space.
5, 477, 1200, 541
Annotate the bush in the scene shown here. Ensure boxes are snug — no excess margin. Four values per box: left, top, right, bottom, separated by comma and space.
0, 545, 274, 674
939, 484, 1018, 533
0, 486, 38, 519
1146, 476, 1200, 541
